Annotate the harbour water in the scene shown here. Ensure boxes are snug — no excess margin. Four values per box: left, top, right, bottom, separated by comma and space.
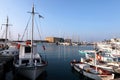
37, 43, 94, 80
5, 43, 120, 80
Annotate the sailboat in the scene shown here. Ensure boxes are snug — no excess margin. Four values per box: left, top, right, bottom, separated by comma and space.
14, 4, 48, 80
0, 16, 19, 56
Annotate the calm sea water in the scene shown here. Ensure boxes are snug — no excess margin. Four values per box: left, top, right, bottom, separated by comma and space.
5, 43, 95, 80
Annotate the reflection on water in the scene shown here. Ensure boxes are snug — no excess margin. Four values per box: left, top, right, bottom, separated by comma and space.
114, 74, 120, 79
13, 70, 47, 80
36, 71, 47, 80
5, 43, 120, 80
71, 67, 93, 80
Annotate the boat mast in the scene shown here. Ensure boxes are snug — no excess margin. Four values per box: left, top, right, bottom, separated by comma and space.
2, 16, 12, 48
5, 17, 8, 47
30, 4, 35, 65
28, 4, 36, 64
28, 3, 43, 64
31, 4, 34, 56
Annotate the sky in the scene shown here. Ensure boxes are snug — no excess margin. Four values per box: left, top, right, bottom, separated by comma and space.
0, 0, 120, 42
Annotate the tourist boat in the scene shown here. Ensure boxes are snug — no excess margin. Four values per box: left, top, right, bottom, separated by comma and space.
14, 4, 48, 80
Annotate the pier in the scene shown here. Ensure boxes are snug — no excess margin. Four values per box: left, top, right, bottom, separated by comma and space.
0, 55, 14, 79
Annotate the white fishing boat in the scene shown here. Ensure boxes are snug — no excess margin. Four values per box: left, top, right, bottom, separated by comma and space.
83, 65, 114, 80
78, 50, 114, 80
79, 49, 120, 74
70, 60, 114, 80
96, 57, 120, 74
14, 4, 47, 80
70, 59, 88, 74
93, 50, 120, 74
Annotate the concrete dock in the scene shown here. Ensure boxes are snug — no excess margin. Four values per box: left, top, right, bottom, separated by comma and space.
0, 55, 14, 79
0, 63, 4, 79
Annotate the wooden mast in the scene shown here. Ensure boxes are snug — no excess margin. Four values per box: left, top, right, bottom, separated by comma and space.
28, 4, 37, 65
2, 16, 12, 48
31, 4, 34, 63
28, 3, 43, 65
5, 16, 8, 47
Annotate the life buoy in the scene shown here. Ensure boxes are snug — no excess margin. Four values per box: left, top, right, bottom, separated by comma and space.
96, 54, 101, 60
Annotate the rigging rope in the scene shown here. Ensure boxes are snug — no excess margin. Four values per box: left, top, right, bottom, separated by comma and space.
35, 18, 42, 39
1, 29, 5, 38
0, 25, 3, 38
9, 27, 13, 41
21, 16, 31, 40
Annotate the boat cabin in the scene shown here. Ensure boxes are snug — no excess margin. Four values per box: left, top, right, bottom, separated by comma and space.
18, 43, 41, 66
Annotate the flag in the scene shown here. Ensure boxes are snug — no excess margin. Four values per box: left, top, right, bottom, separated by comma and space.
38, 14, 44, 18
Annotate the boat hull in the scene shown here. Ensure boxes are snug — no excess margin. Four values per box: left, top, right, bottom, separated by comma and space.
113, 66, 120, 74
83, 71, 114, 80
70, 61, 89, 74
15, 65, 46, 80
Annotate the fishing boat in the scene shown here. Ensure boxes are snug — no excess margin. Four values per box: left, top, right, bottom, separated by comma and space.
70, 59, 88, 74
93, 50, 120, 74
97, 58, 120, 74
79, 49, 120, 74
70, 59, 114, 80
76, 50, 115, 80
70, 50, 96, 74
14, 4, 47, 80
83, 65, 114, 80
